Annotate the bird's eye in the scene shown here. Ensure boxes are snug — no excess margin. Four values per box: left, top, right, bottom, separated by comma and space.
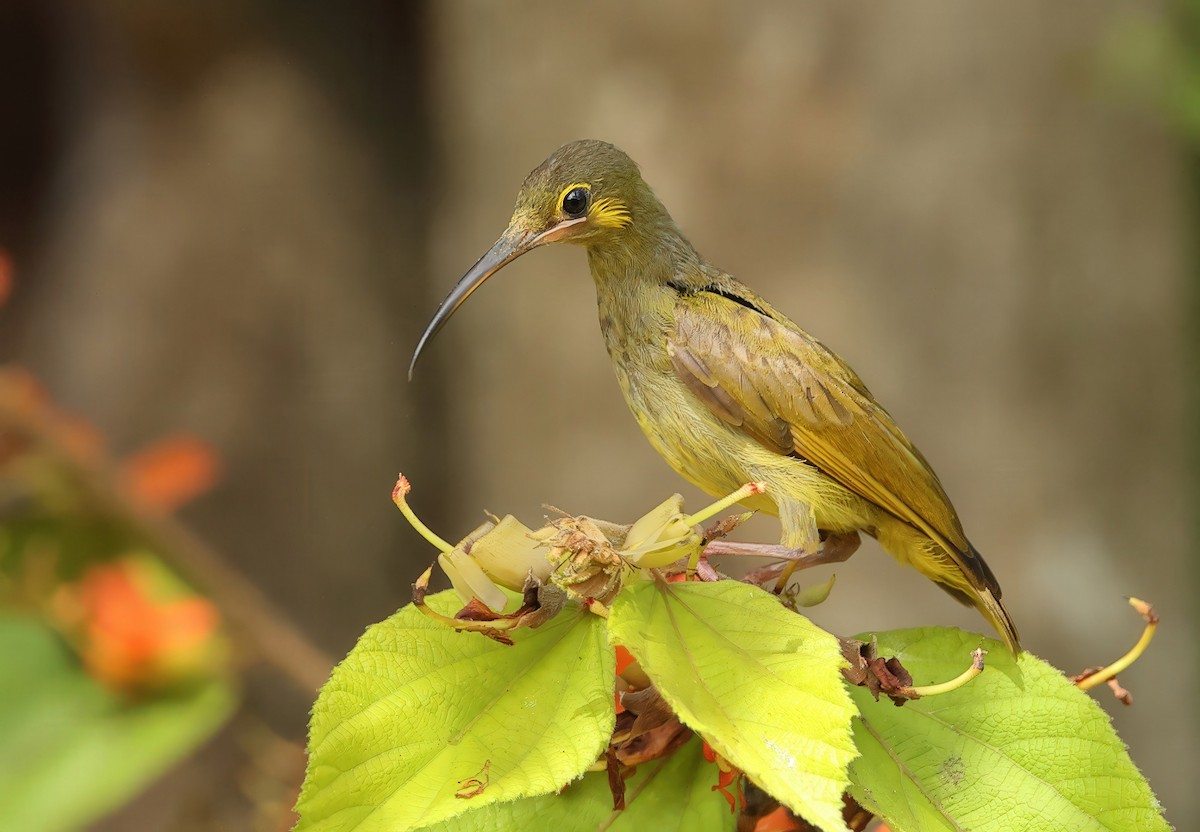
561, 186, 590, 218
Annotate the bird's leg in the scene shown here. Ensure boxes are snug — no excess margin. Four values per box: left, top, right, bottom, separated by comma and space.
704, 531, 861, 590
694, 558, 722, 582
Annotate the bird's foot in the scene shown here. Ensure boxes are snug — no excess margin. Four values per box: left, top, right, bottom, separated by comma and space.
703, 531, 860, 593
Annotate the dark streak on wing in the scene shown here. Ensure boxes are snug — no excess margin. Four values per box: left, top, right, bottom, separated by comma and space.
667, 279, 769, 315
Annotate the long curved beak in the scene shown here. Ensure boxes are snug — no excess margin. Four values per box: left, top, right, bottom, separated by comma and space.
408, 218, 585, 379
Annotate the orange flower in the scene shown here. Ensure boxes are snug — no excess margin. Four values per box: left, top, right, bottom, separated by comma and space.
754, 807, 801, 832
55, 557, 223, 692
121, 435, 220, 511
702, 740, 746, 813
615, 645, 636, 676
613, 646, 636, 713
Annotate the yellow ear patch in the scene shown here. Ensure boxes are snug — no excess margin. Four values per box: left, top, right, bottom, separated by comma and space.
590, 197, 632, 229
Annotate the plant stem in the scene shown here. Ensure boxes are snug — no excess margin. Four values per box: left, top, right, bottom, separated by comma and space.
392, 474, 453, 552
0, 372, 335, 694
907, 648, 986, 697
1076, 598, 1158, 692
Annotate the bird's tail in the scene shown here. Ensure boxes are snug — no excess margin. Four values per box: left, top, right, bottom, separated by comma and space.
974, 586, 1021, 657
878, 521, 1022, 654
938, 582, 1021, 656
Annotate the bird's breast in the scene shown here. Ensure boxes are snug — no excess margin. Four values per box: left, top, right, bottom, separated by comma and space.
607, 340, 753, 498
592, 276, 804, 508
594, 294, 871, 538
594, 287, 750, 493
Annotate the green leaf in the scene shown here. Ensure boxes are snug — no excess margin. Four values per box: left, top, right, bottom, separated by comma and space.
0, 614, 235, 832
608, 578, 858, 832
295, 591, 615, 832
846, 627, 1169, 832
424, 738, 735, 832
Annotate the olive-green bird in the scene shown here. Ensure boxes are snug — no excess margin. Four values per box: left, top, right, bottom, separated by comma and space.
410, 139, 1020, 653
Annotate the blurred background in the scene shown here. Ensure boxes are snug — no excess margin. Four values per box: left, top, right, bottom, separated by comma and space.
0, 1, 1193, 829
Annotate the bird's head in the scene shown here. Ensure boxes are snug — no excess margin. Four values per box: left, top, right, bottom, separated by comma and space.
507, 139, 645, 246
410, 140, 658, 378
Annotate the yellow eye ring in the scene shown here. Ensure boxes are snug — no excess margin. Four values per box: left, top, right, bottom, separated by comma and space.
559, 183, 591, 218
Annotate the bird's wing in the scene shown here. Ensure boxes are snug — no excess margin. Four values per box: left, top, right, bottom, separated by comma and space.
668, 290, 994, 590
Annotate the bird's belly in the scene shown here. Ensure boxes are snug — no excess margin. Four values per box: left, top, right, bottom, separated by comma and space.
628, 381, 750, 497
618, 366, 871, 537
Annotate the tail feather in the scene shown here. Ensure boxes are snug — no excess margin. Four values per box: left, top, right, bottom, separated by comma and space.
938, 581, 1021, 655
876, 520, 1021, 654
975, 586, 1021, 656
963, 543, 1019, 655
965, 542, 1002, 599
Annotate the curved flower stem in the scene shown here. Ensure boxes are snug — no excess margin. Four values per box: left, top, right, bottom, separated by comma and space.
1076, 597, 1158, 692
907, 648, 986, 697
683, 481, 765, 527
410, 564, 515, 642
392, 474, 453, 553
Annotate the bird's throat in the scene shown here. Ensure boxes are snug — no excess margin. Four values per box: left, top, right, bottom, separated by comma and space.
587, 244, 679, 358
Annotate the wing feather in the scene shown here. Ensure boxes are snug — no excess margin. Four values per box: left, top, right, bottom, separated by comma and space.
668, 291, 996, 593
